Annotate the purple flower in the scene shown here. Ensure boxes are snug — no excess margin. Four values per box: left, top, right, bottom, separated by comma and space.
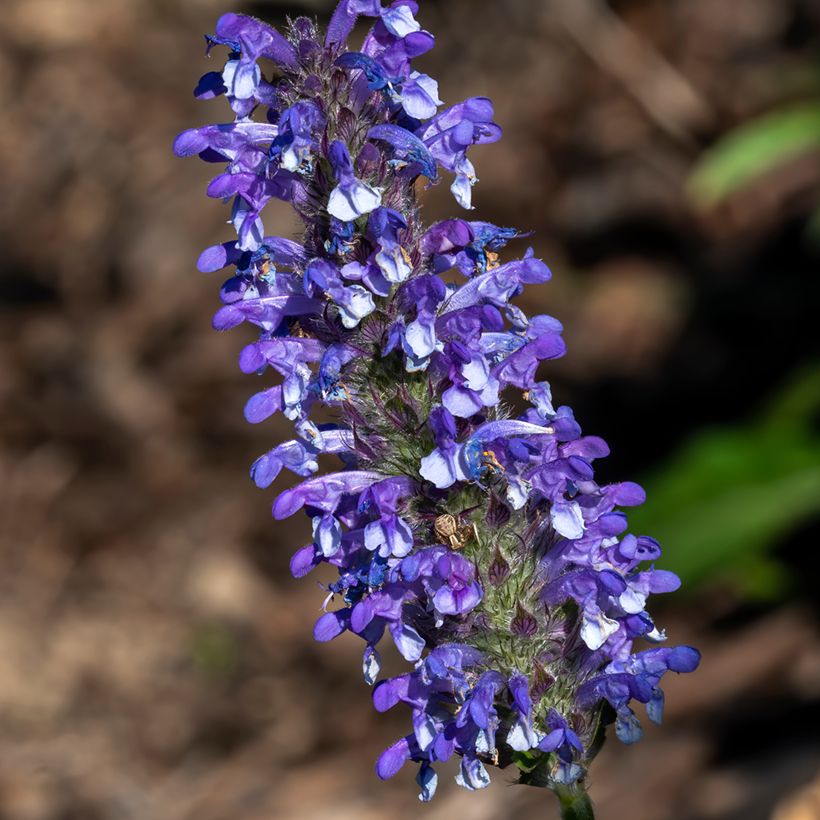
422, 219, 524, 276
440, 342, 500, 418
368, 207, 414, 283
400, 71, 442, 119
364, 515, 414, 558
417, 98, 503, 207
305, 257, 376, 328
419, 406, 468, 488
387, 274, 446, 370
367, 124, 439, 181
506, 673, 539, 751
213, 292, 321, 333
377, 736, 413, 780
272, 471, 387, 518
212, 13, 298, 70
175, 1, 699, 806
537, 710, 584, 785
430, 551, 483, 615
362, 3, 434, 79
326, 0, 381, 48
275, 101, 326, 172
206, 14, 298, 116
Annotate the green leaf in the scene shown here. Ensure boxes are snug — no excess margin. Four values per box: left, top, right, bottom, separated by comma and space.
688, 102, 820, 206
628, 367, 820, 593
806, 203, 820, 246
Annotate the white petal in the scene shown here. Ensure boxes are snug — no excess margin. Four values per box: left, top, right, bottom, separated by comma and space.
363, 520, 385, 553
381, 5, 421, 37
455, 759, 490, 791
420, 449, 457, 489
451, 157, 477, 210
327, 181, 382, 222
618, 586, 647, 615
507, 715, 538, 751
442, 385, 482, 419
389, 517, 414, 557
413, 73, 442, 105
280, 146, 300, 171
414, 714, 438, 751
580, 609, 620, 650
375, 246, 413, 283
451, 173, 474, 210
506, 477, 532, 510
337, 284, 375, 328
222, 60, 260, 100
551, 501, 585, 540
312, 515, 341, 558
363, 647, 381, 685
404, 317, 437, 358
390, 622, 425, 661
417, 765, 438, 802
462, 356, 490, 390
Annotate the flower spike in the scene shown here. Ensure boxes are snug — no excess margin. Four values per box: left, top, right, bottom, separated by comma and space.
175, 3, 699, 813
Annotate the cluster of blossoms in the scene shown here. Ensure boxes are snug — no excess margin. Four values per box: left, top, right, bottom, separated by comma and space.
175, 0, 699, 808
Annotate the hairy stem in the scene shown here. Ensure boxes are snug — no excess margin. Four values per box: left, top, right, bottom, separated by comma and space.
555, 785, 596, 820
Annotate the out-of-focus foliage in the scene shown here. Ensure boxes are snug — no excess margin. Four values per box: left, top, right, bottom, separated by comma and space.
630, 367, 820, 598
688, 100, 820, 206
679, 71, 820, 597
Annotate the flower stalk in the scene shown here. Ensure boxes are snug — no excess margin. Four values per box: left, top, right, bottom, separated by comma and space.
174, 0, 699, 806
556, 785, 596, 820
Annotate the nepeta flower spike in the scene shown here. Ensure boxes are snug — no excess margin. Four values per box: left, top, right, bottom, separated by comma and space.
175, 4, 699, 816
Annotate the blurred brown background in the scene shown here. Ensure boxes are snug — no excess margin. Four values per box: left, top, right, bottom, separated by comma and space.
2, 0, 820, 818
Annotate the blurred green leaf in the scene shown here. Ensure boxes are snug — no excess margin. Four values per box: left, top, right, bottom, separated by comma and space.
807, 204, 820, 246
629, 366, 820, 593
189, 622, 239, 679
688, 102, 820, 206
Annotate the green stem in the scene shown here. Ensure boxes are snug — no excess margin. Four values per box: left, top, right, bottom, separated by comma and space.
555, 785, 596, 820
